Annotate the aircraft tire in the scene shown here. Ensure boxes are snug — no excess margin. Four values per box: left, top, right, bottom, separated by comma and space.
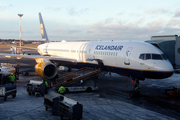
130, 91, 141, 97
86, 87, 92, 92
4, 96, 7, 101
12, 94, 16, 98
24, 72, 29, 76
28, 92, 31, 95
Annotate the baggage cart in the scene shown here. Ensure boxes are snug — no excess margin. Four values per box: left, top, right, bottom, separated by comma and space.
0, 83, 17, 101
26, 80, 46, 96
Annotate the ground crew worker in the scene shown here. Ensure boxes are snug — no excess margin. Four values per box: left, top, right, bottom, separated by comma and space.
58, 85, 66, 95
9, 73, 15, 85
44, 80, 48, 87
43, 80, 49, 94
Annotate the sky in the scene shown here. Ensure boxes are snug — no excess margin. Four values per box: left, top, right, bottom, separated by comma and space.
1, 0, 180, 41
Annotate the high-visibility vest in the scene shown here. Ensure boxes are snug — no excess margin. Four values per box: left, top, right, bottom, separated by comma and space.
58, 86, 66, 93
9, 75, 15, 82
45, 81, 48, 87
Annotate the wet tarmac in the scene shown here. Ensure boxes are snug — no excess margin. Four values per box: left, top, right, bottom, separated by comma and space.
0, 72, 180, 120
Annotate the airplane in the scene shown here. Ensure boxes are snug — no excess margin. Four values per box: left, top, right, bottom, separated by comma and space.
0, 63, 17, 85
0, 12, 174, 96
11, 41, 18, 44
0, 63, 16, 75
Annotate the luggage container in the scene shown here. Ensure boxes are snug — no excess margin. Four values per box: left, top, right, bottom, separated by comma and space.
44, 90, 61, 115
59, 96, 83, 120
0, 83, 17, 101
26, 80, 46, 96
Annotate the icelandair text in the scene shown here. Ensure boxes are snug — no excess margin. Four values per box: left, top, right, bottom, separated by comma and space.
95, 45, 123, 51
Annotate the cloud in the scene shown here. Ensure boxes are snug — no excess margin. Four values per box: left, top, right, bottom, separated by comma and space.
3, 16, 179, 41
48, 18, 178, 41
0, 5, 6, 11
0, 4, 12, 11
67, 8, 89, 16
145, 9, 169, 14
117, 12, 123, 16
46, 7, 61, 11
104, 18, 114, 24
167, 18, 180, 27
81, 19, 174, 40
145, 20, 166, 31
174, 9, 180, 17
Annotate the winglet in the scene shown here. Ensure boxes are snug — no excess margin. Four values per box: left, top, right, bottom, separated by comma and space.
39, 12, 50, 43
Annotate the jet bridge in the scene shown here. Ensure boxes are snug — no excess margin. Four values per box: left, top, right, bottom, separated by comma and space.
55, 67, 104, 87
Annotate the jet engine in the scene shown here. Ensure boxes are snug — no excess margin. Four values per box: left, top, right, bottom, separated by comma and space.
35, 62, 57, 79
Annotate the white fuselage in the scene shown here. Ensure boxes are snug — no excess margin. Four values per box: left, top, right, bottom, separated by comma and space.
37, 41, 173, 80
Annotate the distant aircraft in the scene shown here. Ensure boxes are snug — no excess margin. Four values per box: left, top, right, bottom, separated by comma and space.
11, 41, 18, 44
0, 63, 16, 75
0, 13, 174, 96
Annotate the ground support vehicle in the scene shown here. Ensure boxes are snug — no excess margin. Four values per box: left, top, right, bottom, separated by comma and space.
64, 80, 98, 93
59, 95, 83, 120
44, 89, 83, 119
165, 86, 180, 97
26, 80, 46, 96
0, 83, 16, 101
44, 90, 61, 115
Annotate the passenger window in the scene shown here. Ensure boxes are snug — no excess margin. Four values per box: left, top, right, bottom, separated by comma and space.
139, 54, 145, 60
152, 54, 162, 60
145, 54, 151, 60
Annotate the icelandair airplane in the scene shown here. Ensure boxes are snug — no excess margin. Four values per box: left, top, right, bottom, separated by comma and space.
0, 13, 174, 95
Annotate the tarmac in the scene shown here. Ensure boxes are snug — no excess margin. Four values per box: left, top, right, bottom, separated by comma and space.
0, 72, 180, 120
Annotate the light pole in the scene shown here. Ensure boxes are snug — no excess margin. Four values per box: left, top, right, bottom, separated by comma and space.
18, 14, 23, 53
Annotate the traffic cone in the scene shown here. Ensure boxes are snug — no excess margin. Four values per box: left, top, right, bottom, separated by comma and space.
131, 80, 134, 84
170, 90, 172, 95
51, 82, 53, 87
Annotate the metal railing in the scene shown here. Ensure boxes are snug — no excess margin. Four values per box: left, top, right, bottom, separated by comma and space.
56, 67, 101, 86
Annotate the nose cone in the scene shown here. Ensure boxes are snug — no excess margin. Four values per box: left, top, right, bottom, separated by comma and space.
157, 61, 173, 72
156, 61, 174, 78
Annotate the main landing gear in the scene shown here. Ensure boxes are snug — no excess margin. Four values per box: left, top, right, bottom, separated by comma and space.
130, 79, 140, 97
68, 67, 72, 72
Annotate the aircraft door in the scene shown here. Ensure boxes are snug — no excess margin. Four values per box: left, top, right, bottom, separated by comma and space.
88, 45, 94, 59
79, 43, 88, 61
43, 43, 49, 55
124, 47, 133, 65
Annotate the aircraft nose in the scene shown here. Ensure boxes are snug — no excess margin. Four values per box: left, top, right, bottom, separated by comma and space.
156, 61, 174, 78
157, 61, 173, 72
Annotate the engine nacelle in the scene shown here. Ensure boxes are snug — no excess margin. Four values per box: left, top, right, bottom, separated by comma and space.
35, 62, 57, 79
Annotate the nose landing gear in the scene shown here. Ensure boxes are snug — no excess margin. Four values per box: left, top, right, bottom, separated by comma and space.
130, 79, 140, 97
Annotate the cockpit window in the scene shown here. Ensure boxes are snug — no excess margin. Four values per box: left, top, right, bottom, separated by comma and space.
145, 54, 151, 60
139, 53, 165, 60
152, 54, 162, 60
162, 54, 167, 60
139, 54, 145, 60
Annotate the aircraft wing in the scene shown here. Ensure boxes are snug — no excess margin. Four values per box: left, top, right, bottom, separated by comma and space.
0, 53, 77, 64
9, 45, 38, 50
